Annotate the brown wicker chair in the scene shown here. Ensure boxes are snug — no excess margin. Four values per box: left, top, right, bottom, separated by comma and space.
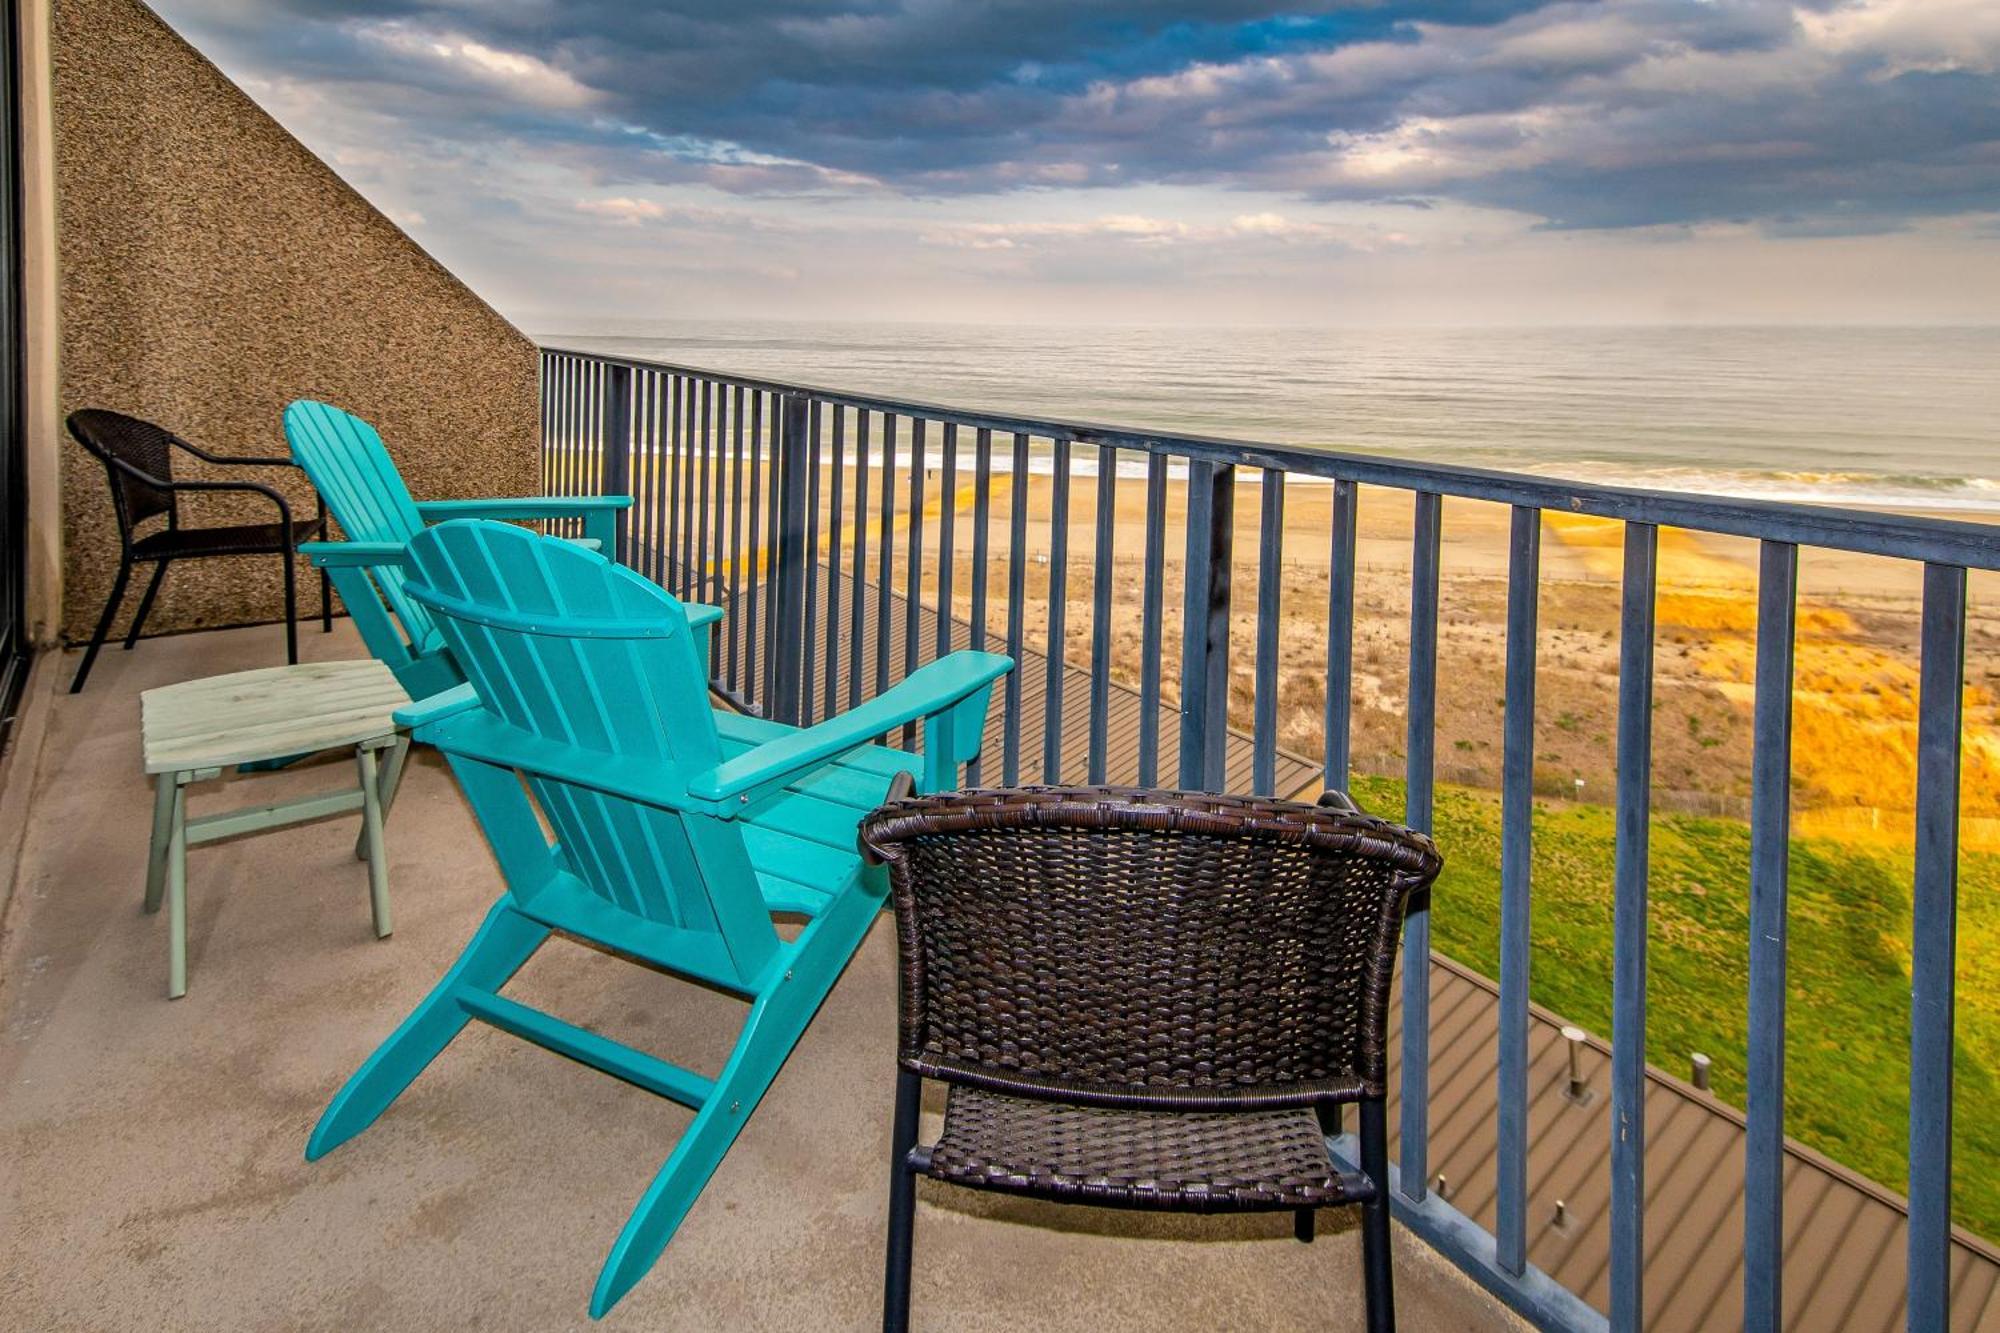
859, 785, 1443, 1333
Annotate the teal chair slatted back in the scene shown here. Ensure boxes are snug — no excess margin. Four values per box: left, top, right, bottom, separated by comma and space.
309, 513, 1012, 1317
404, 519, 767, 965
284, 400, 440, 653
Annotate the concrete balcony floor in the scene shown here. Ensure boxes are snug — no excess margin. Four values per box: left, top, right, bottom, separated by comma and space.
0, 622, 1522, 1331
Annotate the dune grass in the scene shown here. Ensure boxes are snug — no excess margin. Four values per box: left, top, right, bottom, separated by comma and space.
1346, 772, 2000, 1242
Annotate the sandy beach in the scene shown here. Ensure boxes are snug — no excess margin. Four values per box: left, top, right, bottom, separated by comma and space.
782, 462, 2000, 846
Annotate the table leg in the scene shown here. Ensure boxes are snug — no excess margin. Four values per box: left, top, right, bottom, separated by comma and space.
354, 734, 409, 862
145, 773, 175, 913
356, 746, 391, 938
167, 776, 188, 999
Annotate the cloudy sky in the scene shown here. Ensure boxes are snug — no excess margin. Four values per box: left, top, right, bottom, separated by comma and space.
154, 0, 2000, 326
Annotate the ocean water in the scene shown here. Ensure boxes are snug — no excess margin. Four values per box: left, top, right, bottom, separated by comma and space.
539, 321, 2000, 512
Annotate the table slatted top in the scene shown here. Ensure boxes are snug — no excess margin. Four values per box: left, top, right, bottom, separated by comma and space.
141, 660, 410, 774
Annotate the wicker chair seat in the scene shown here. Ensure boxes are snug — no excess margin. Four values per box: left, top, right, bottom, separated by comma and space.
919, 1084, 1374, 1212
131, 516, 325, 561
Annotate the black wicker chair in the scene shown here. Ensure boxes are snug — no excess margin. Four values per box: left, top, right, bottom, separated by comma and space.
859, 785, 1443, 1333
67, 409, 330, 693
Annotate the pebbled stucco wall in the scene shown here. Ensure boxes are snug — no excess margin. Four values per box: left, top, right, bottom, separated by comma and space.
51, 0, 539, 642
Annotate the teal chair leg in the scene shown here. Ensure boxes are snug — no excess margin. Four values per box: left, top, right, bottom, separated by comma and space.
589, 879, 884, 1318
306, 899, 549, 1161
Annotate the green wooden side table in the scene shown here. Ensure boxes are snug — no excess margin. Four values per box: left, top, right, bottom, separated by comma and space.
139, 659, 411, 998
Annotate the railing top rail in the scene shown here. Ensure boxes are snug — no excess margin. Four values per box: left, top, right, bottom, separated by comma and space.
542, 345, 2000, 570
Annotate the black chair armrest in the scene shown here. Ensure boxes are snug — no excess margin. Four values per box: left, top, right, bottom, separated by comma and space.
167, 436, 297, 468
103, 452, 298, 531
167, 477, 297, 527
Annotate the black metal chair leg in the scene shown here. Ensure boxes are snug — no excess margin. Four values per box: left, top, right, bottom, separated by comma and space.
123, 561, 168, 649
883, 1069, 922, 1333
71, 560, 133, 694
319, 566, 333, 633
1359, 1100, 1396, 1333
282, 547, 300, 664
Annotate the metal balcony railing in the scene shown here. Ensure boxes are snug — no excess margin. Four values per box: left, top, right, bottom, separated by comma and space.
537, 345, 1997, 1333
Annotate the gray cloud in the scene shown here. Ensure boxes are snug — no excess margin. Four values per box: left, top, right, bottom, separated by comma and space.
153, 0, 2000, 232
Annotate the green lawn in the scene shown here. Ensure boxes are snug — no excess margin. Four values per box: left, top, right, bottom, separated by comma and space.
1345, 773, 2000, 1241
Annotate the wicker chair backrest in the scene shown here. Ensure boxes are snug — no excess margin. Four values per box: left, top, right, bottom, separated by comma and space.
69, 409, 178, 534
860, 786, 1442, 1109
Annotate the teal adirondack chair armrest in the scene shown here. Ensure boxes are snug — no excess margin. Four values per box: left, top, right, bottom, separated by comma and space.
299, 540, 426, 675
688, 651, 1013, 812
300, 540, 407, 570
416, 495, 633, 552
392, 681, 481, 731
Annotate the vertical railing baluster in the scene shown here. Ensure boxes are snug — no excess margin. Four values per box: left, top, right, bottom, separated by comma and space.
538, 353, 551, 491
551, 353, 563, 493
666, 377, 682, 588
745, 391, 764, 711
715, 383, 731, 607
576, 358, 588, 508
682, 379, 700, 597
765, 393, 784, 710
770, 394, 811, 726
1400, 491, 1442, 1202
1496, 504, 1540, 1278
563, 357, 577, 503
1251, 470, 1285, 796
968, 428, 992, 784
1744, 538, 1797, 1332
1003, 432, 1029, 785
1178, 460, 1234, 791
875, 414, 898, 701
905, 419, 927, 663
727, 386, 745, 690
572, 357, 584, 506
550, 356, 564, 496
802, 401, 822, 725
1136, 452, 1168, 787
1325, 479, 1358, 789
650, 377, 669, 583
1908, 560, 1967, 1333
635, 372, 653, 573
1087, 445, 1118, 785
937, 424, 958, 661
825, 405, 846, 721
601, 364, 633, 561
849, 411, 871, 711
903, 420, 927, 746
697, 380, 713, 598
1611, 520, 1659, 1333
1043, 438, 1072, 782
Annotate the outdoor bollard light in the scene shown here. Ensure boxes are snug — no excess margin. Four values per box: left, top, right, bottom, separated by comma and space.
1691, 1052, 1712, 1092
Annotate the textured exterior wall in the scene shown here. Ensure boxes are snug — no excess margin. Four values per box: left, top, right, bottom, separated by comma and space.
51, 0, 539, 641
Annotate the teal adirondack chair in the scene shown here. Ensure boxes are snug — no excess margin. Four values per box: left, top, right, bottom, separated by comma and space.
304, 519, 1011, 1317
284, 399, 721, 703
